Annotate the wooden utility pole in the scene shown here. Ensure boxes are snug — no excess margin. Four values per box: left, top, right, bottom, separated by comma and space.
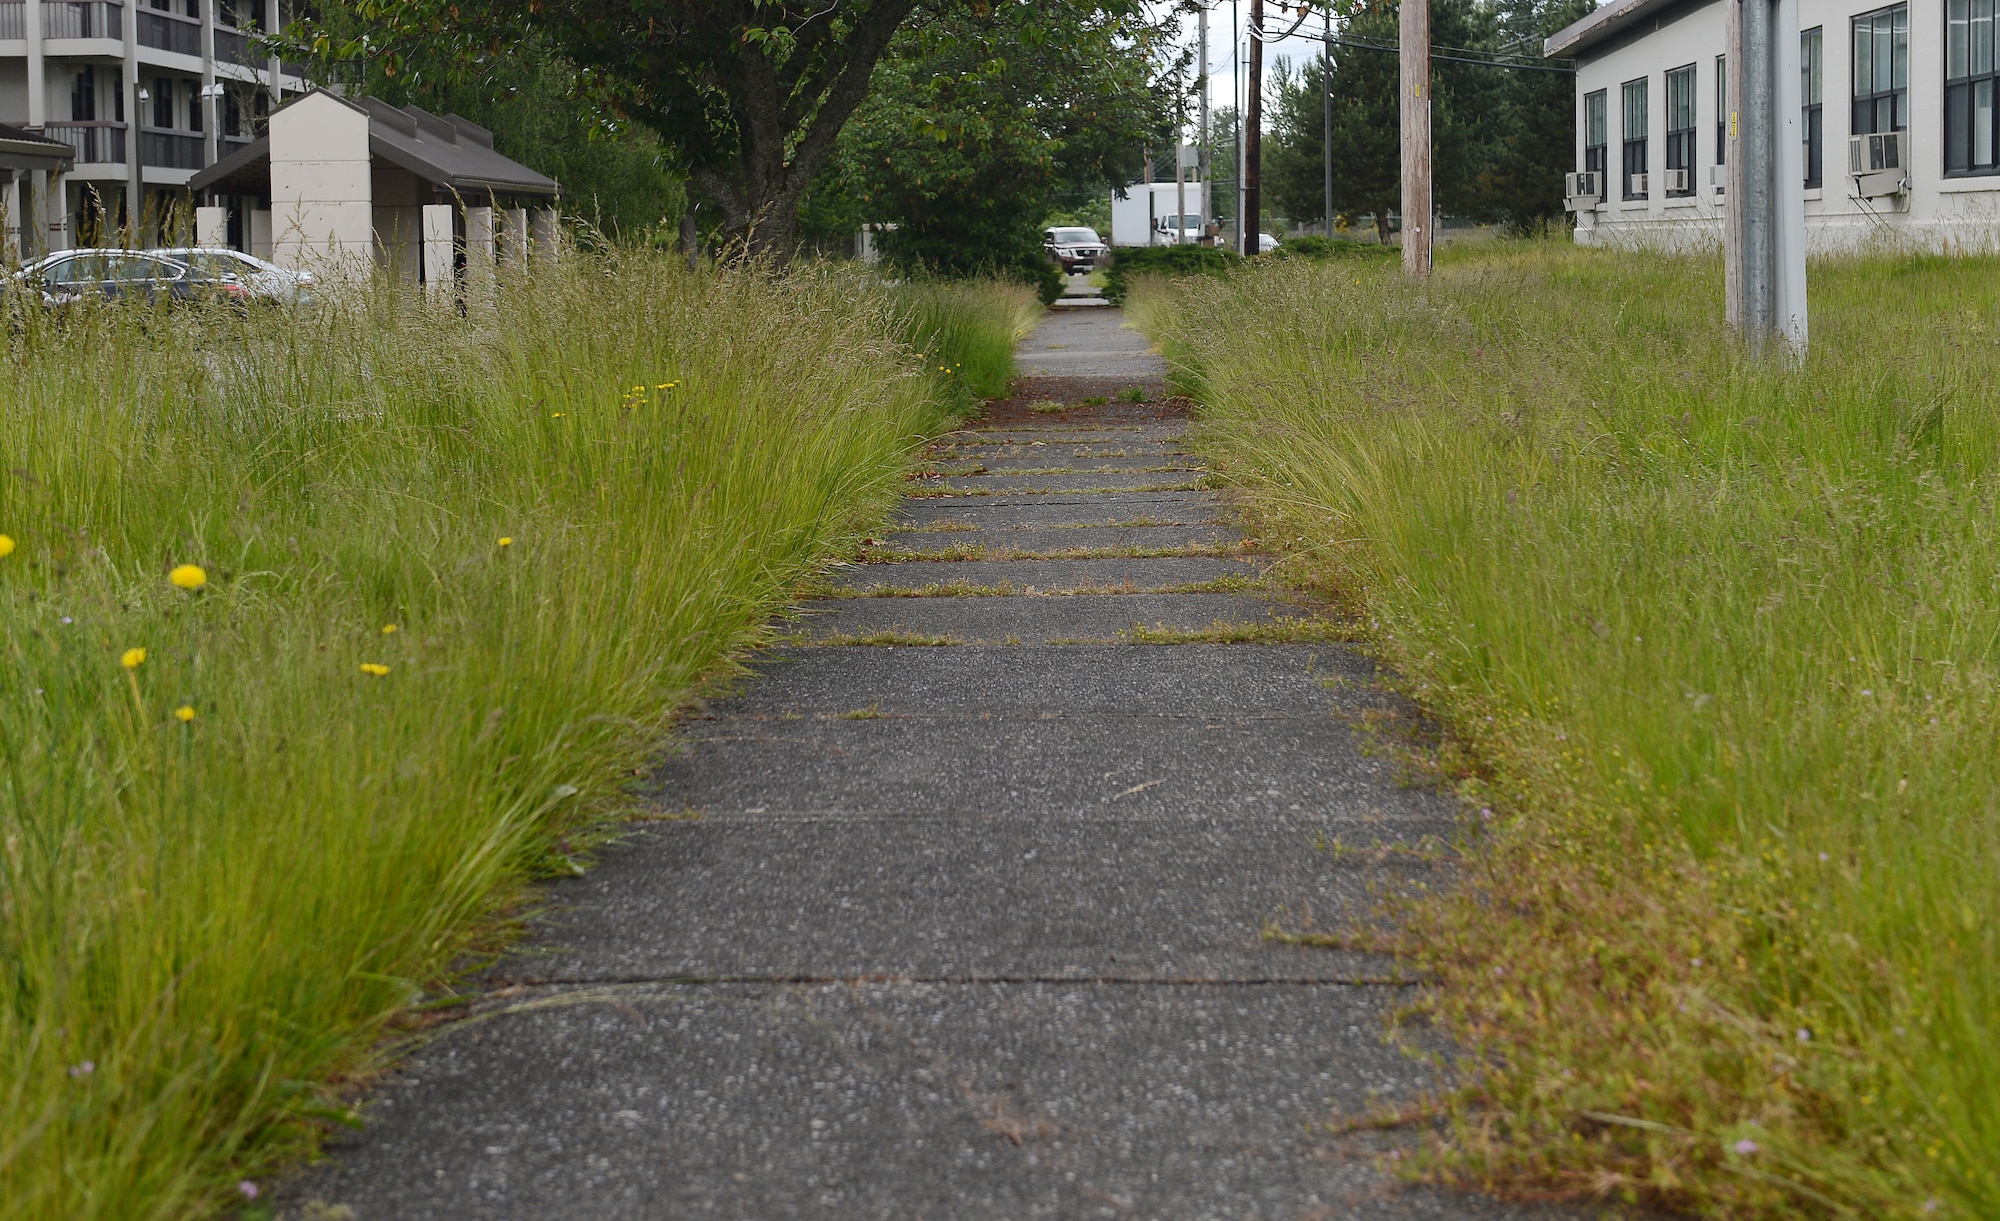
1399, 0, 1431, 275
1244, 0, 1264, 255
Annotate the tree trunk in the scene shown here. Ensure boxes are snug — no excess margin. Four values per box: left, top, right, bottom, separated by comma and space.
692, 0, 917, 265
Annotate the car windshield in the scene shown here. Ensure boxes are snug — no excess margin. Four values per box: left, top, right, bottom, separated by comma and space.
1161, 215, 1201, 229
1050, 228, 1100, 244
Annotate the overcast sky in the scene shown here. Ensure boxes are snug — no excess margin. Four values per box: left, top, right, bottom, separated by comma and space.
1168, 1, 1335, 136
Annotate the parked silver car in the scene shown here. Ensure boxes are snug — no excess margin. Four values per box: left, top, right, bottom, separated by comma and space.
152, 247, 315, 305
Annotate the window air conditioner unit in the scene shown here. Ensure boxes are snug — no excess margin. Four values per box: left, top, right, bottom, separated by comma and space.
1563, 170, 1602, 210
1662, 168, 1690, 192
1849, 131, 1908, 197
1629, 172, 1649, 196
1710, 164, 1727, 194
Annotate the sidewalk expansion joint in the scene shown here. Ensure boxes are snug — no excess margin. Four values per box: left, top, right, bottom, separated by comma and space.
479, 972, 1428, 993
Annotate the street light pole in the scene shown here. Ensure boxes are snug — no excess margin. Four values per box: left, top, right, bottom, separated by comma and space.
1199, 3, 1211, 243
1244, 0, 1263, 255
1324, 7, 1334, 239
1725, 0, 1807, 355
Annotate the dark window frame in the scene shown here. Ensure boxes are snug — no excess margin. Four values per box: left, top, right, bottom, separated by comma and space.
1584, 88, 1609, 187
1622, 76, 1650, 200
1715, 55, 1728, 167
1946, 0, 2000, 175
1804, 28, 1824, 186
1852, 4, 1909, 137
1664, 63, 1698, 196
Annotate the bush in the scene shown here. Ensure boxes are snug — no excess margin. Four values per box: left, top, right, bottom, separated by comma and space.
1267, 234, 1399, 263
1102, 243, 1244, 304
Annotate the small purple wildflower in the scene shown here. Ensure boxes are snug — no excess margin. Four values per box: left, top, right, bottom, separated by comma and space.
1733, 1138, 1760, 1156
238, 1180, 259, 1200
68, 1060, 93, 1078
1797, 1028, 1812, 1043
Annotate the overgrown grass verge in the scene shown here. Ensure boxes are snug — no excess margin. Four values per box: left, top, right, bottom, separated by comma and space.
1133, 246, 1998, 1218
0, 252, 1020, 1218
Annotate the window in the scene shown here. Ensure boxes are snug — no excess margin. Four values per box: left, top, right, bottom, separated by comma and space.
1853, 5, 1908, 136
1623, 77, 1649, 199
1715, 55, 1728, 166
1803, 28, 1824, 185
187, 80, 202, 133
1665, 65, 1697, 196
1584, 88, 1609, 185
1947, 0, 2000, 173
70, 67, 96, 122
153, 77, 173, 129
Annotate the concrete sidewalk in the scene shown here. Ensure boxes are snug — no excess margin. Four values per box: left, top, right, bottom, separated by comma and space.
291, 310, 1571, 1219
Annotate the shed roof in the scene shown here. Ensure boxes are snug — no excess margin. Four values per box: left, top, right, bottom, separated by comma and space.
189, 90, 558, 199
0, 123, 75, 172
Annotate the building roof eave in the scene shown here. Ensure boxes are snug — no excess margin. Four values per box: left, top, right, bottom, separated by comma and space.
1544, 0, 1678, 59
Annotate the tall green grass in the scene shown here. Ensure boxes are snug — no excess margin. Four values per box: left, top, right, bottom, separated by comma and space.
1134, 247, 1998, 1218
0, 252, 1029, 1217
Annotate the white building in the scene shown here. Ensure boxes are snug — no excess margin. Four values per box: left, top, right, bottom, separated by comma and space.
0, 0, 309, 255
1549, 0, 2000, 251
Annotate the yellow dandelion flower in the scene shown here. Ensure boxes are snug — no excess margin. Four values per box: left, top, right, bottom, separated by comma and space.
121, 647, 147, 669
497, 536, 514, 548
168, 564, 207, 590
382, 624, 398, 634
0, 534, 15, 558
655, 383, 670, 389
551, 412, 564, 418
173, 705, 196, 722
360, 663, 390, 677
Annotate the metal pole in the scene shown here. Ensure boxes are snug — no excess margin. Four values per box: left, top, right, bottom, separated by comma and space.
1199, 3, 1211, 243
1400, 0, 1432, 274
1726, 14, 1745, 332
1177, 66, 1188, 246
1232, 0, 1243, 252
1772, 0, 1808, 355
1730, 0, 1773, 346
1324, 8, 1335, 239
1244, 0, 1263, 255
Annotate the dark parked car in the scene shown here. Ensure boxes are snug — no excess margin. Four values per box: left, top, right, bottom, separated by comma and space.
1044, 226, 1107, 274
11, 249, 253, 307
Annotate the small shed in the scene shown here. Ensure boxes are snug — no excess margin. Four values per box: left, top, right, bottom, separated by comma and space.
188, 90, 560, 284
2, 123, 76, 261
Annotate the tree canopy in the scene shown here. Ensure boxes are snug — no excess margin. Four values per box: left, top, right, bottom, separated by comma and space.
295, 4, 685, 238
802, 2, 1177, 289
308, 1, 1162, 259
1261, 0, 1587, 238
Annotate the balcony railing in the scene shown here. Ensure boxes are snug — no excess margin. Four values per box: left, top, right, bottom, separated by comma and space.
140, 126, 203, 169
137, 5, 199, 54
41, 0, 122, 39
0, 2, 24, 40
44, 119, 127, 163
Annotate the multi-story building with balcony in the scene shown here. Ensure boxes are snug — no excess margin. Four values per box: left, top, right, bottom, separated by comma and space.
0, 0, 307, 255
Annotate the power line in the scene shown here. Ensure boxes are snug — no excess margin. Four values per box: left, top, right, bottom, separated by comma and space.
1326, 35, 1577, 74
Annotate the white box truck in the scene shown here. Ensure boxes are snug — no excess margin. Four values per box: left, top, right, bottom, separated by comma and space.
1110, 182, 1206, 247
